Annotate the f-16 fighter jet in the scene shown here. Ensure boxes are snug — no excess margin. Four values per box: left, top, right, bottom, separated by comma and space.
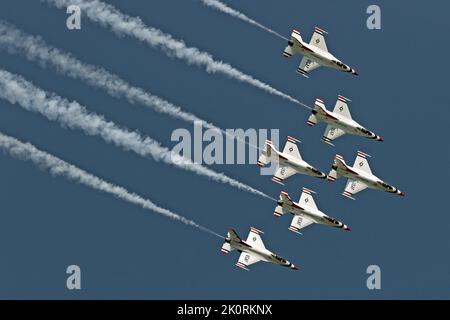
274, 188, 351, 234
283, 27, 358, 77
221, 227, 299, 271
328, 151, 405, 200
307, 96, 383, 145
257, 136, 327, 185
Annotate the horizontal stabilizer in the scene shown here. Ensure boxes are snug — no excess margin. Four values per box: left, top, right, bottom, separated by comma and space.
221, 242, 232, 254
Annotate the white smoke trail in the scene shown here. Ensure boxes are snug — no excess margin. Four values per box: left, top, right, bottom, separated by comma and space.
0, 21, 217, 131
0, 21, 261, 150
200, 0, 288, 41
0, 69, 274, 201
43, 0, 305, 107
0, 131, 223, 238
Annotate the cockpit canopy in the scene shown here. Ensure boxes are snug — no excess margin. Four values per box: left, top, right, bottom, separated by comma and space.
271, 254, 287, 264
332, 60, 349, 70
323, 216, 340, 225
378, 181, 394, 190
357, 127, 371, 135
308, 166, 323, 175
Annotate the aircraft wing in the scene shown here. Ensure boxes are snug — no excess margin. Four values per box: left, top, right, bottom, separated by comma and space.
343, 179, 368, 199
272, 165, 297, 184
236, 252, 261, 271
353, 151, 372, 174
297, 56, 320, 77
332, 95, 352, 119
288, 214, 314, 234
246, 227, 266, 250
298, 188, 318, 210
282, 136, 302, 160
322, 125, 346, 145
309, 27, 328, 51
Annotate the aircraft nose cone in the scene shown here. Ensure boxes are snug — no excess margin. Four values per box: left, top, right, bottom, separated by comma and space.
378, 136, 384, 142
344, 225, 351, 231
399, 191, 405, 196
291, 265, 299, 270
352, 69, 358, 76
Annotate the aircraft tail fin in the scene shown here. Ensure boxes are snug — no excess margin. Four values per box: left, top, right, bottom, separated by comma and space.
257, 140, 276, 167
284, 29, 301, 57
314, 97, 326, 111
327, 154, 345, 182
227, 229, 241, 242
291, 29, 303, 41
274, 191, 292, 217
307, 97, 326, 126
221, 229, 241, 254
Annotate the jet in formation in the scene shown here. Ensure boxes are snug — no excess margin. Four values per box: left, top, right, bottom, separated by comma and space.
283, 27, 358, 77
307, 96, 383, 145
257, 136, 327, 185
274, 187, 351, 234
221, 227, 298, 271
328, 151, 405, 199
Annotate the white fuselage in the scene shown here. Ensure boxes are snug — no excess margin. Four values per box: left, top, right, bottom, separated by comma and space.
334, 159, 400, 194
315, 105, 378, 139
272, 148, 326, 179
229, 239, 293, 268
290, 34, 355, 74
279, 200, 348, 230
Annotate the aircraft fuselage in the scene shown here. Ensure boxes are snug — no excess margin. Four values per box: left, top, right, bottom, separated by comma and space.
314, 106, 378, 139
227, 238, 293, 268
278, 199, 348, 230
334, 159, 400, 194
289, 35, 355, 74
274, 150, 326, 179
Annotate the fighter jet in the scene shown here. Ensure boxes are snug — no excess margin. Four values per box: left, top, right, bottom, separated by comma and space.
274, 187, 351, 234
283, 27, 358, 77
307, 96, 383, 145
221, 227, 298, 271
327, 151, 405, 199
257, 136, 327, 185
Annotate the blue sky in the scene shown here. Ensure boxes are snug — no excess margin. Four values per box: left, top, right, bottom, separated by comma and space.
0, 0, 448, 299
